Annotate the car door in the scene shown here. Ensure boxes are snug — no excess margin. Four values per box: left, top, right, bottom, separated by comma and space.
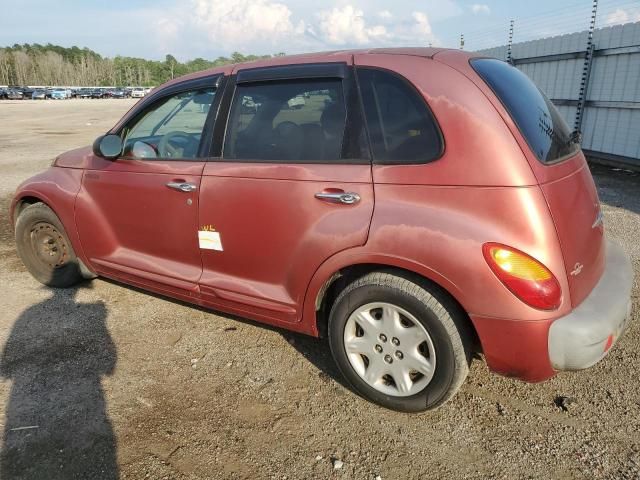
198, 61, 374, 325
75, 76, 222, 300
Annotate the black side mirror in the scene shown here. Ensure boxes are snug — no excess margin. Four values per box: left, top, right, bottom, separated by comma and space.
93, 134, 123, 160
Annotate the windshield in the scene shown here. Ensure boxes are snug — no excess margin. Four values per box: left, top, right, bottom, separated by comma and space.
471, 58, 579, 164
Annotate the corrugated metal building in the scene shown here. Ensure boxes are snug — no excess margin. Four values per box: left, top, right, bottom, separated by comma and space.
477, 22, 640, 169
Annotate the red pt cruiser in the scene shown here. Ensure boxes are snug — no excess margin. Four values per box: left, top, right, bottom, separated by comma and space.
11, 49, 634, 411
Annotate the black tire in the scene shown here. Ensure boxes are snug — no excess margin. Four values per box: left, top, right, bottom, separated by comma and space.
15, 203, 85, 288
328, 271, 471, 412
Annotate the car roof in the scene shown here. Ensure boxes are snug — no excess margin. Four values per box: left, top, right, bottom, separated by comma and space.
159, 47, 468, 89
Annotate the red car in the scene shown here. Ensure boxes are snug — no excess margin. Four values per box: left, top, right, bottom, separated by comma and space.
11, 49, 634, 412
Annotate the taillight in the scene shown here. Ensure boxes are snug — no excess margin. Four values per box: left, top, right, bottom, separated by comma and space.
482, 243, 561, 310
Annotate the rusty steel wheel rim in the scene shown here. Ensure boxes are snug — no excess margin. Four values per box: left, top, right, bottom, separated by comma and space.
29, 222, 69, 269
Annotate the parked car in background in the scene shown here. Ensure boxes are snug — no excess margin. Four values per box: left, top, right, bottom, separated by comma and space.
77, 88, 92, 99
6, 89, 24, 100
31, 89, 46, 100
131, 87, 145, 98
21, 87, 35, 99
0, 87, 7, 99
10, 49, 634, 412
50, 89, 68, 100
91, 88, 106, 99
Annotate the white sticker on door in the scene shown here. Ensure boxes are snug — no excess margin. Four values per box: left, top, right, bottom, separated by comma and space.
198, 230, 223, 251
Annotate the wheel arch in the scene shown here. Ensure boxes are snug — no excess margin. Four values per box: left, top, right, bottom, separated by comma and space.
11, 195, 48, 224
309, 259, 480, 352
11, 168, 93, 277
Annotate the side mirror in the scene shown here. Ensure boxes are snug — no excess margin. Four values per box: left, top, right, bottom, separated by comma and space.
93, 134, 123, 160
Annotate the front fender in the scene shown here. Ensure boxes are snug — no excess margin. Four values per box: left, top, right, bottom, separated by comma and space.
11, 167, 87, 267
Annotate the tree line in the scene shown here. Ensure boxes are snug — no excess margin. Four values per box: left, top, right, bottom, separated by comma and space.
0, 44, 284, 87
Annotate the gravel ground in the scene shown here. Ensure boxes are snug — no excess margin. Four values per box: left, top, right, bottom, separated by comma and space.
0, 99, 638, 479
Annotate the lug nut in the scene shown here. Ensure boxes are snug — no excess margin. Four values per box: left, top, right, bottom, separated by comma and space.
374, 344, 383, 353
379, 334, 387, 343
384, 354, 393, 364
392, 337, 400, 346
395, 351, 404, 360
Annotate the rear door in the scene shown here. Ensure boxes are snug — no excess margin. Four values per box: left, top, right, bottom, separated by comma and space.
76, 77, 221, 300
198, 62, 374, 324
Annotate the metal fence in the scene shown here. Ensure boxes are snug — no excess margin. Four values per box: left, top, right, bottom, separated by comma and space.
476, 21, 640, 170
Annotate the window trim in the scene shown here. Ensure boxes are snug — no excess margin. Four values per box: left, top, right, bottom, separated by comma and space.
110, 74, 224, 161
216, 65, 371, 165
355, 66, 445, 166
236, 62, 348, 84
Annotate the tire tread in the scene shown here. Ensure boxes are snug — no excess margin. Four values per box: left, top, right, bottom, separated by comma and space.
331, 271, 471, 410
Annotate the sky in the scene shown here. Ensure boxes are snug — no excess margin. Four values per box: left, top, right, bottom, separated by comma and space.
1, 0, 639, 60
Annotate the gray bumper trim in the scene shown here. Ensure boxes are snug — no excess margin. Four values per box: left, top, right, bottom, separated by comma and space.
548, 239, 634, 371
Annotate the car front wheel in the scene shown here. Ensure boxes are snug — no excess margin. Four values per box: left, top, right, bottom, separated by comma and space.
328, 271, 471, 412
15, 203, 86, 288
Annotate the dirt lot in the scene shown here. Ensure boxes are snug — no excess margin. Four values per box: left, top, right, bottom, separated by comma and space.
0, 99, 638, 480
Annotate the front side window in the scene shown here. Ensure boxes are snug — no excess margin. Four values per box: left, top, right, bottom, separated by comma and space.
471, 58, 579, 164
224, 79, 346, 162
357, 68, 443, 164
122, 88, 216, 160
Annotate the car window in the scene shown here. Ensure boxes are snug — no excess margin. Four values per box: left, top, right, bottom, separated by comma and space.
357, 68, 443, 164
122, 88, 216, 160
471, 58, 579, 164
223, 79, 346, 162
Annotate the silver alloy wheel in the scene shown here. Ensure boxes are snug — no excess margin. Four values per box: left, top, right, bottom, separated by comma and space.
343, 302, 436, 397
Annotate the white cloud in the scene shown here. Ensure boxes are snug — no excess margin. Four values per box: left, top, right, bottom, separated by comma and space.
317, 6, 388, 45
471, 4, 491, 15
191, 0, 305, 49
154, 17, 184, 55
153, 1, 443, 57
411, 11, 433, 37
605, 8, 640, 25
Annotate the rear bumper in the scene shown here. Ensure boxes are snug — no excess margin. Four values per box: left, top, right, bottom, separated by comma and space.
548, 239, 633, 370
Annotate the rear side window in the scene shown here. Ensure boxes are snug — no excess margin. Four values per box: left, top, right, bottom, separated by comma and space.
224, 79, 346, 162
471, 58, 579, 164
357, 68, 443, 164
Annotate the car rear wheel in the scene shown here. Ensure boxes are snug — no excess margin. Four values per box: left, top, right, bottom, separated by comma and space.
15, 203, 85, 288
328, 271, 471, 412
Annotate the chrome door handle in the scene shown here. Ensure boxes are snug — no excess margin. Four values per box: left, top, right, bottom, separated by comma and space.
314, 191, 361, 205
166, 181, 197, 192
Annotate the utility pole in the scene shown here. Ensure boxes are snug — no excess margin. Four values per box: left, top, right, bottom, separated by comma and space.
507, 19, 515, 64
574, 0, 598, 134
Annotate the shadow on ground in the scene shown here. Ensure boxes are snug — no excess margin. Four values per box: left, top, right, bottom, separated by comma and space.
0, 285, 119, 480
590, 163, 640, 216
279, 331, 353, 391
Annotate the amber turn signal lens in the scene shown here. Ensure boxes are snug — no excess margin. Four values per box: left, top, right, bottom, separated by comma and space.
483, 243, 562, 310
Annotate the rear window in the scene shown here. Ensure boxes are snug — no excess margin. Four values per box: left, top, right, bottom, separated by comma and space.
357, 68, 443, 164
471, 58, 579, 164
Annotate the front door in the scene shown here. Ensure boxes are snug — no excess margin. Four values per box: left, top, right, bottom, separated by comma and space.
76, 83, 219, 299
198, 62, 374, 325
